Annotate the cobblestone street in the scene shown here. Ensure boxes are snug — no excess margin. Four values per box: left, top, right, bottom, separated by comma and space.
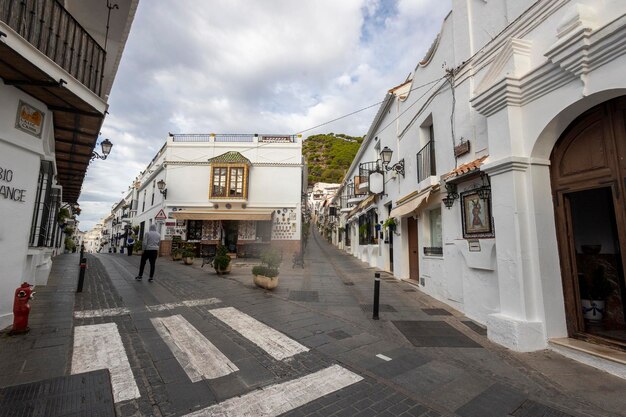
1, 229, 625, 417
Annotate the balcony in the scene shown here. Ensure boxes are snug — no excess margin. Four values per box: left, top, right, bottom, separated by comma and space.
1, 0, 106, 96
416, 140, 436, 183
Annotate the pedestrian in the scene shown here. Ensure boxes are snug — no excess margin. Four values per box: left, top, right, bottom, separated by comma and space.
127, 234, 135, 256
136, 224, 160, 282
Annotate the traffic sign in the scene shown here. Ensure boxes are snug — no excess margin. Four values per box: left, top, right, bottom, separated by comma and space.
155, 209, 167, 220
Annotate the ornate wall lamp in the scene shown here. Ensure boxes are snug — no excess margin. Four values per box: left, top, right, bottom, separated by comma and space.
91, 138, 113, 161
442, 182, 459, 209
379, 146, 405, 177
157, 179, 168, 199
477, 173, 491, 201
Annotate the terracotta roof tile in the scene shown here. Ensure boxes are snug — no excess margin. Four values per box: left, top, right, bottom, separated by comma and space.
443, 155, 488, 181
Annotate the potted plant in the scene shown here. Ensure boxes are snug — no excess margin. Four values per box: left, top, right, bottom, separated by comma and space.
182, 244, 195, 265
580, 266, 613, 321
382, 217, 397, 232
252, 248, 282, 290
213, 244, 231, 274
133, 239, 143, 255
64, 237, 75, 253
171, 247, 183, 261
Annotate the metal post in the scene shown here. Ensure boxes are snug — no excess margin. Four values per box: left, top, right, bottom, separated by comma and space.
373, 272, 380, 320
77, 257, 86, 293
79, 245, 84, 265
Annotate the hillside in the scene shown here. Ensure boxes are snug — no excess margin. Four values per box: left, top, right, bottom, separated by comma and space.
303, 133, 364, 184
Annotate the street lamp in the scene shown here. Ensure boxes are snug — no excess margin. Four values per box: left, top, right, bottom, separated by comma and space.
379, 146, 405, 177
157, 179, 167, 199
91, 138, 113, 161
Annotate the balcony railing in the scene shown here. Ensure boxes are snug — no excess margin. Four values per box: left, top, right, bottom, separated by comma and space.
416, 140, 436, 183
1, 0, 106, 96
171, 133, 298, 143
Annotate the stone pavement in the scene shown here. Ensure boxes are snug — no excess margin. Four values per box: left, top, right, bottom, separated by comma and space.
0, 230, 625, 417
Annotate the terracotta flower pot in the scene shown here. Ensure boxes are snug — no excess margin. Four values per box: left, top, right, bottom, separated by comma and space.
183, 257, 194, 265
253, 274, 279, 290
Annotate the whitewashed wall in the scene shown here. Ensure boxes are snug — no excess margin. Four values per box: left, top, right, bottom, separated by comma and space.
0, 81, 55, 329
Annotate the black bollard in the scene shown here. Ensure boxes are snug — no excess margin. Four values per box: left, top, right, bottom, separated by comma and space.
77, 257, 87, 293
79, 245, 84, 265
373, 272, 381, 320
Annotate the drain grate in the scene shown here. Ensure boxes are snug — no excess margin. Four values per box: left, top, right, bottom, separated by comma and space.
393, 320, 482, 348
0, 370, 115, 417
288, 290, 319, 302
461, 320, 487, 336
360, 304, 397, 313
423, 308, 452, 316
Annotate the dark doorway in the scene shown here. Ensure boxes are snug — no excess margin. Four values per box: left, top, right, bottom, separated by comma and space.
552, 96, 626, 348
408, 217, 419, 280
223, 221, 239, 253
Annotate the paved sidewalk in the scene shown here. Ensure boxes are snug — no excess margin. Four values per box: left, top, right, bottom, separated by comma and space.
0, 231, 625, 417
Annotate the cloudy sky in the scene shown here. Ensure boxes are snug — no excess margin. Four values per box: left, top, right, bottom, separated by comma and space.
78, 0, 451, 230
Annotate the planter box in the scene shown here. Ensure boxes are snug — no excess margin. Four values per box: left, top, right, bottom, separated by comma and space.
214, 263, 232, 275
253, 275, 278, 290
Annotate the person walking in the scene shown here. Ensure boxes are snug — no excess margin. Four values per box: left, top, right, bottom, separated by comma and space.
136, 224, 160, 282
127, 234, 135, 256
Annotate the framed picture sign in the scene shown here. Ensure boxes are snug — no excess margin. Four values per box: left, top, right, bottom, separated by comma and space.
460, 190, 494, 239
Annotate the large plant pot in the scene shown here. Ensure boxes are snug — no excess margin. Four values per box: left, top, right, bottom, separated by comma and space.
253, 275, 278, 290
582, 299, 605, 321
214, 263, 232, 275
183, 257, 194, 265
172, 254, 183, 261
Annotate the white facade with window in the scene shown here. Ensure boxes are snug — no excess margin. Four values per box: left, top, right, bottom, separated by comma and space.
129, 134, 304, 258
331, 0, 626, 376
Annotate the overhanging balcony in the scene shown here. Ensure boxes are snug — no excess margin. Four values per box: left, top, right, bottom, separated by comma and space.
416, 140, 436, 183
1, 0, 106, 96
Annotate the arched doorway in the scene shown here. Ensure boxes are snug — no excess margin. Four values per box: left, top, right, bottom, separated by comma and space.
551, 96, 626, 348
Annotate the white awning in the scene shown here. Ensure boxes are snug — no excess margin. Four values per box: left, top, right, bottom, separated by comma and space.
390, 190, 431, 218
172, 210, 273, 221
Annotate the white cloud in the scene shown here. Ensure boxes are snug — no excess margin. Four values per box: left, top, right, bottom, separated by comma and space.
77, 0, 451, 230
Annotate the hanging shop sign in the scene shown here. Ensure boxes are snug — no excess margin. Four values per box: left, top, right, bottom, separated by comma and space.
0, 165, 26, 202
15, 100, 45, 138
369, 171, 384, 195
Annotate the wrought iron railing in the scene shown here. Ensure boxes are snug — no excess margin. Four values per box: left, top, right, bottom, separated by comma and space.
1, 0, 107, 96
423, 246, 443, 256
416, 140, 436, 183
358, 161, 380, 184
171, 133, 297, 143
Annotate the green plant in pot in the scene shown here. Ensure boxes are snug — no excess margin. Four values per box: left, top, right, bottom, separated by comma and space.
171, 247, 183, 261
133, 239, 143, 255
252, 248, 282, 290
182, 244, 195, 265
579, 265, 613, 321
382, 217, 397, 232
213, 244, 231, 274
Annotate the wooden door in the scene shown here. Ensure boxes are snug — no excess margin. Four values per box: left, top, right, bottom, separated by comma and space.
408, 217, 419, 280
551, 96, 626, 348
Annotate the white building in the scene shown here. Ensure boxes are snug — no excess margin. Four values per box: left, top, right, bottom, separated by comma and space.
130, 133, 304, 259
333, 0, 626, 377
0, 1, 138, 329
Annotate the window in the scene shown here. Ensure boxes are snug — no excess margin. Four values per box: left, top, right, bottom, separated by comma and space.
424, 208, 443, 256
151, 181, 155, 205
256, 221, 272, 242
142, 190, 146, 212
29, 161, 57, 247
187, 220, 203, 241
210, 165, 248, 199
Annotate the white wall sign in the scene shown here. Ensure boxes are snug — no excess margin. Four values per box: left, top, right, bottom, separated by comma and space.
369, 171, 384, 195
15, 100, 45, 138
0, 165, 26, 202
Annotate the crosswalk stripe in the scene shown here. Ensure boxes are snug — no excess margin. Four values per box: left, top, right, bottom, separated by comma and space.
209, 307, 309, 360
182, 364, 363, 417
151, 315, 238, 382
146, 297, 221, 312
73, 298, 222, 318
71, 322, 140, 403
73, 307, 131, 318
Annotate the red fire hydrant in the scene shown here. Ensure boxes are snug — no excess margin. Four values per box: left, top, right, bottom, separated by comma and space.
11, 282, 34, 334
